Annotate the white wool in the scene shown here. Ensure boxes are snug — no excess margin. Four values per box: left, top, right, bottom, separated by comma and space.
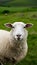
0, 22, 29, 64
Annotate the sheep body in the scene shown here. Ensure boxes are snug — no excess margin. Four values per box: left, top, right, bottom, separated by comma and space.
0, 30, 10, 58
0, 30, 28, 62
0, 22, 32, 65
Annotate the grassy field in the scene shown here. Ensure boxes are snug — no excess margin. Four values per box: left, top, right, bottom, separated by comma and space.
0, 7, 37, 14
0, 7, 37, 65
0, 0, 37, 6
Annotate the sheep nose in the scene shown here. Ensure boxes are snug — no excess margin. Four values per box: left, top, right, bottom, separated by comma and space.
16, 34, 21, 40
16, 34, 21, 38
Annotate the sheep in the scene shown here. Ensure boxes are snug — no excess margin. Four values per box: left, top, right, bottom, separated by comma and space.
0, 22, 33, 65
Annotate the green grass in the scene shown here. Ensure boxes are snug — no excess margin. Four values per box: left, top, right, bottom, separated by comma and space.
0, 7, 37, 14
0, 7, 37, 65
0, 0, 37, 6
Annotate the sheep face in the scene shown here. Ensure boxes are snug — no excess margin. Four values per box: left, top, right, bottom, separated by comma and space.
5, 22, 33, 41
11, 22, 28, 41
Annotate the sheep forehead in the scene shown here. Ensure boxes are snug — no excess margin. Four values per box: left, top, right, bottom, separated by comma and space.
12, 22, 26, 27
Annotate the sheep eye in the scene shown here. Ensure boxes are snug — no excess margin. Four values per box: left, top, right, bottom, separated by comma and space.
12, 26, 15, 28
24, 26, 25, 28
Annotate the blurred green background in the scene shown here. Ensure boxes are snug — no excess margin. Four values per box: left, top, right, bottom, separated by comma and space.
0, 0, 37, 65
0, 0, 37, 7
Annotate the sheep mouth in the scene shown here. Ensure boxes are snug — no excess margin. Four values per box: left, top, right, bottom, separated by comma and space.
14, 37, 23, 41
17, 37, 20, 40
17, 37, 23, 41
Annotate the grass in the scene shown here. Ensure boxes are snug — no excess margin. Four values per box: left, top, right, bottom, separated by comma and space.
0, 7, 37, 65
0, 7, 37, 14
0, 0, 37, 6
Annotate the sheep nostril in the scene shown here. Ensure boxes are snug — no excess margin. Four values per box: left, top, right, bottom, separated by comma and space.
16, 35, 21, 38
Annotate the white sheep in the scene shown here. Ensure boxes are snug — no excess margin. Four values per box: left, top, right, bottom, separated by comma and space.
0, 22, 33, 65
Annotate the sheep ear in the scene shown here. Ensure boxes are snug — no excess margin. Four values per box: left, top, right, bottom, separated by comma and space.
25, 23, 33, 28
4, 23, 12, 28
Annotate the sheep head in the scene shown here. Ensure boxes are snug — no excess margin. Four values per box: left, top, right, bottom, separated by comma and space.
5, 22, 33, 41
